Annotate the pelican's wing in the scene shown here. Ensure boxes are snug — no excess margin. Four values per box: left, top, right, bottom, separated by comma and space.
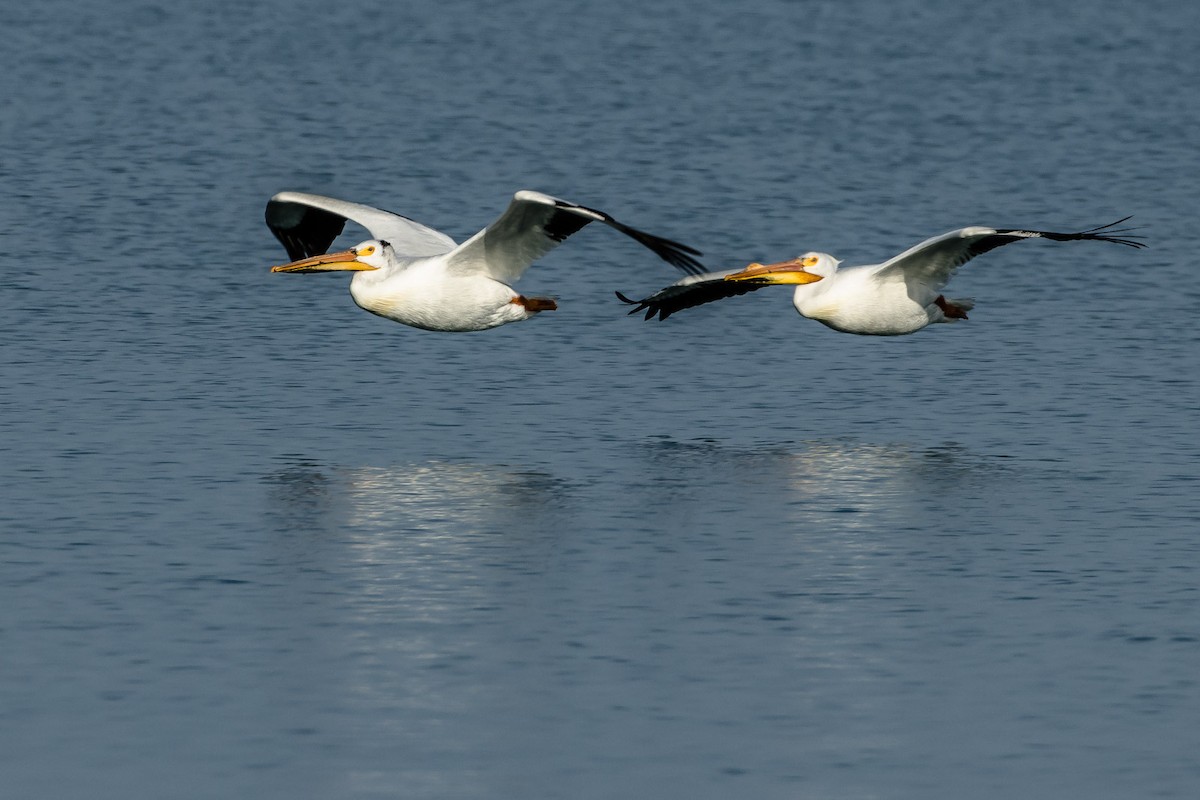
443, 190, 704, 283
266, 191, 458, 260
615, 270, 776, 321
874, 218, 1145, 291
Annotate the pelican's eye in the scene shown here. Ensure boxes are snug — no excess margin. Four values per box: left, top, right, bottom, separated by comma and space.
357, 245, 376, 257
801, 255, 819, 268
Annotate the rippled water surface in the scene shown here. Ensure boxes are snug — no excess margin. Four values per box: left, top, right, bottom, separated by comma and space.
2, 1, 1198, 798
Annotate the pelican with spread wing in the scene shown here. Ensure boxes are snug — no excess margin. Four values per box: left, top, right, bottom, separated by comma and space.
267, 190, 704, 332
617, 219, 1144, 335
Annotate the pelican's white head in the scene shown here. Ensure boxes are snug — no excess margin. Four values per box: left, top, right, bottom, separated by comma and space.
792, 252, 840, 279
348, 240, 390, 271
271, 239, 389, 273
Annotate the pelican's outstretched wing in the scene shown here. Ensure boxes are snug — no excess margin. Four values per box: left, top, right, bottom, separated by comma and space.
444, 190, 704, 283
615, 270, 777, 320
266, 191, 458, 260
873, 218, 1146, 293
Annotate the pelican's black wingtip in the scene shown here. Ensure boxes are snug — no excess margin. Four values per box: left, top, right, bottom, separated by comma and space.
1082, 216, 1148, 248
1084, 215, 1135, 233
649, 238, 707, 276
615, 290, 647, 318
608, 221, 705, 276
614, 290, 665, 321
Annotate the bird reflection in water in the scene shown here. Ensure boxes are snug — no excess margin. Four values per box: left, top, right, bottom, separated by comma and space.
261, 459, 574, 789
634, 437, 1009, 535
263, 459, 573, 611
630, 437, 1017, 708
264, 459, 572, 543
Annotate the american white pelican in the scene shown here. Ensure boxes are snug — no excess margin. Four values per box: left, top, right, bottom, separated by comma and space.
267, 190, 704, 332
617, 219, 1144, 335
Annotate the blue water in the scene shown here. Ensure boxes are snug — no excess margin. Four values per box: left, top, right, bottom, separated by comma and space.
2, 1, 1198, 797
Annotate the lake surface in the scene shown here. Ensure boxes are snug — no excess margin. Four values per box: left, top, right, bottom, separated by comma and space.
2, 1, 1198, 797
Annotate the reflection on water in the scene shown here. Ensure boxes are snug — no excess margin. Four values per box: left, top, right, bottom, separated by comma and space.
624, 437, 1035, 777
118, 439, 1200, 798
260, 458, 581, 797
264, 458, 574, 537
261, 456, 578, 633
626, 437, 1019, 663
264, 440, 1008, 543
634, 436, 1012, 533
262, 457, 576, 617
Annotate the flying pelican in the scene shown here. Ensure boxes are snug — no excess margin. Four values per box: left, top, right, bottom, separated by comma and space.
267, 190, 705, 332
616, 219, 1144, 335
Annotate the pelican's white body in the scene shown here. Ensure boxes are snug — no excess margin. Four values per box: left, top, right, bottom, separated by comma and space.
790, 255, 973, 336
349, 260, 530, 332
